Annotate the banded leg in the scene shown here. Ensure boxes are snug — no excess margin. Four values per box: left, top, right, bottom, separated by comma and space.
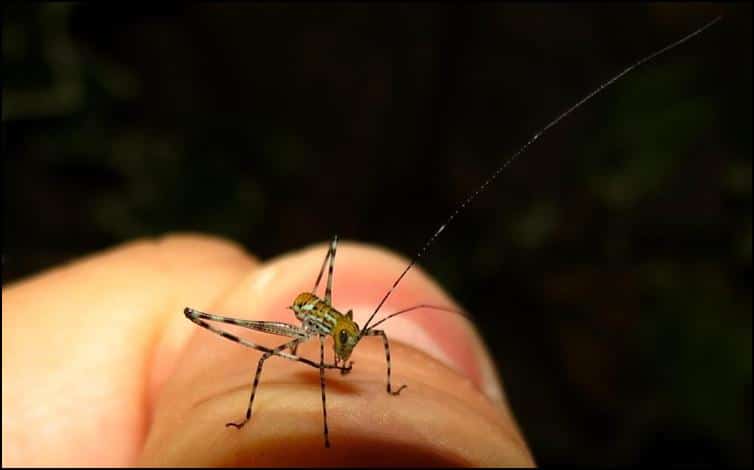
227, 338, 304, 429
319, 334, 331, 448
312, 235, 338, 298
365, 329, 407, 395
324, 235, 337, 304
184, 307, 351, 373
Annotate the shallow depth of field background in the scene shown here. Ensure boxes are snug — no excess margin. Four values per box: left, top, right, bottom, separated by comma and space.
3, 3, 751, 465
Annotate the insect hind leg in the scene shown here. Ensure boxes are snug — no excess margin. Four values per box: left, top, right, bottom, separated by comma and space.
312, 235, 338, 304
312, 236, 334, 294
324, 236, 338, 304
183, 307, 350, 372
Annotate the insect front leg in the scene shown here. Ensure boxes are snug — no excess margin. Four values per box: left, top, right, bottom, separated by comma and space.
226, 338, 305, 429
365, 329, 407, 396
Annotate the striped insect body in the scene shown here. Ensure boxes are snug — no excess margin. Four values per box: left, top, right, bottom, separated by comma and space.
290, 292, 360, 362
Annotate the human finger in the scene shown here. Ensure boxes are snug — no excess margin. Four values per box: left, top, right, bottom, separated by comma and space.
2, 234, 258, 466
139, 240, 535, 466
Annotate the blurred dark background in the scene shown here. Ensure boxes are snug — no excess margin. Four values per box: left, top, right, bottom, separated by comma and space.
3, 3, 751, 465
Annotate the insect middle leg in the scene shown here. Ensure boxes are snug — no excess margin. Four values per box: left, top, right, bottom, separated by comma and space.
226, 337, 305, 429
364, 329, 407, 395
318, 334, 331, 448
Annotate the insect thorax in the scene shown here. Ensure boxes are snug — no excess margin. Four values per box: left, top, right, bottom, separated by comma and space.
292, 292, 343, 335
291, 292, 361, 360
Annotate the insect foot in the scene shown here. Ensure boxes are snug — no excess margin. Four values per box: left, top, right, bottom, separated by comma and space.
390, 384, 408, 396
225, 419, 248, 429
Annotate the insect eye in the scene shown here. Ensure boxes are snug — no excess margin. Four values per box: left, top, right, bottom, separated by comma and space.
339, 329, 348, 344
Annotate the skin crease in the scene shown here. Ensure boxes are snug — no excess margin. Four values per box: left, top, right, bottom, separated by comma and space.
2, 233, 535, 467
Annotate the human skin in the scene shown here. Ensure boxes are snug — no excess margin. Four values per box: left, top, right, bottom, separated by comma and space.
2, 233, 535, 466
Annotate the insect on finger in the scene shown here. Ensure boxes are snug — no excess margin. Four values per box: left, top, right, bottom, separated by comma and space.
184, 16, 722, 449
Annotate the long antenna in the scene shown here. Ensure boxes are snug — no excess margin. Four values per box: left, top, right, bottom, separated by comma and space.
360, 15, 722, 334
367, 304, 468, 331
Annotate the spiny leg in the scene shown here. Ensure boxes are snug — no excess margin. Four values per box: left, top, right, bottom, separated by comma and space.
187, 308, 309, 339
312, 235, 337, 297
184, 308, 350, 372
366, 329, 407, 395
324, 235, 337, 305
319, 334, 331, 448
226, 338, 304, 429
